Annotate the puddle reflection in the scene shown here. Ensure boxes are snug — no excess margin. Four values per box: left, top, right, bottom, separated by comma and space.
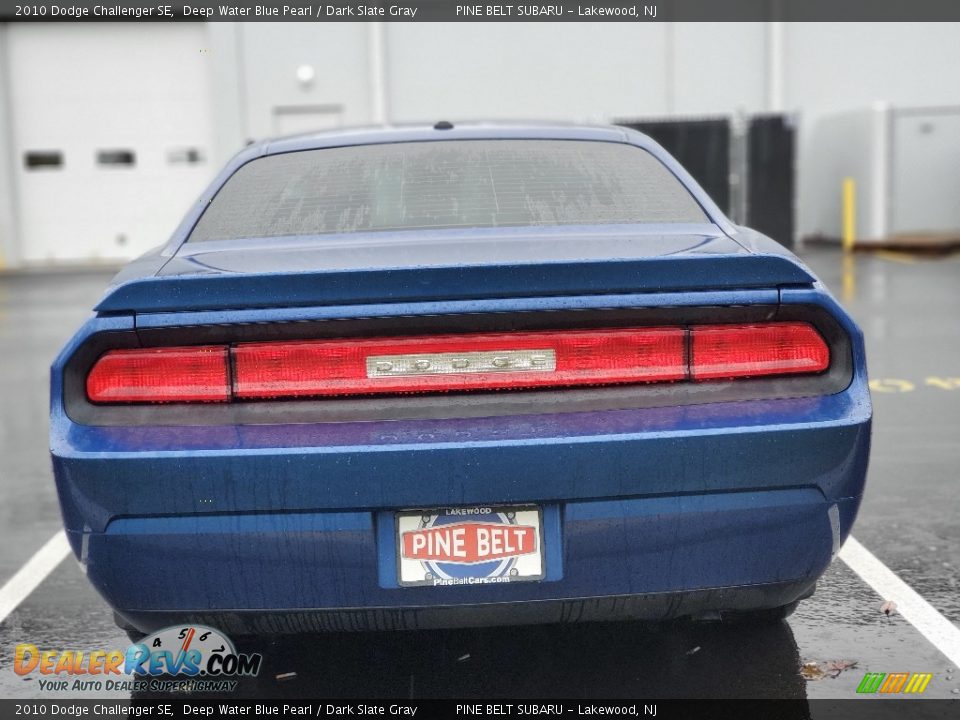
134, 619, 809, 701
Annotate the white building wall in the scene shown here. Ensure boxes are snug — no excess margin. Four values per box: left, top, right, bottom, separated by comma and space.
0, 24, 19, 269
386, 23, 670, 122
384, 23, 770, 123
236, 22, 374, 138
3, 21, 960, 266
669, 23, 768, 116
206, 23, 250, 170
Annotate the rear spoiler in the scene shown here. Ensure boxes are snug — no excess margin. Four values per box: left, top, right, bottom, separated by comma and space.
94, 255, 815, 314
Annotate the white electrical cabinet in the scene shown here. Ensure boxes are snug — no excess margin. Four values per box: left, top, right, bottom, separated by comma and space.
805, 104, 960, 245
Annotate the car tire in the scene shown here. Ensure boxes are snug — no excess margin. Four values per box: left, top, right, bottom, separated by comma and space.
721, 600, 801, 625
113, 611, 147, 643
123, 627, 147, 643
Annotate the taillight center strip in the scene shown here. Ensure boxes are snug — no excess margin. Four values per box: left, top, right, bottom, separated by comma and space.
366, 349, 557, 377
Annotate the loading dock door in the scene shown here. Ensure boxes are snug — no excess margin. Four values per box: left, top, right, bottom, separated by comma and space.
272, 105, 345, 136
7, 24, 214, 264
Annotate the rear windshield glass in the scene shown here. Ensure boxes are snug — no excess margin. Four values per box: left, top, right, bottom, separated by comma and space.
188, 140, 709, 242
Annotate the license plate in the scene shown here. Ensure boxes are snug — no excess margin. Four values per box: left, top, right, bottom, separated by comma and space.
396, 505, 545, 587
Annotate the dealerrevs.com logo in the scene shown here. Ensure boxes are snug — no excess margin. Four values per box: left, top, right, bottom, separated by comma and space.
14, 625, 261, 693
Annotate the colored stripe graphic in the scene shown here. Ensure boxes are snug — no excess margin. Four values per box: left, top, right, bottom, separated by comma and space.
858, 672, 932, 694
904, 673, 933, 694
880, 673, 909, 693
856, 673, 886, 693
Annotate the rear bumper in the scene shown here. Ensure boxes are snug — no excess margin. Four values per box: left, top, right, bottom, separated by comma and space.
52, 391, 869, 527
73, 485, 862, 632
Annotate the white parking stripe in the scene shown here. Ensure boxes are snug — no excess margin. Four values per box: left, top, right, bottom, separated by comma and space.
0, 530, 70, 624
840, 535, 960, 667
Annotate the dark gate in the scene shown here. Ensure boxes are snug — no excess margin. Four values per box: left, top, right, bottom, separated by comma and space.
746, 115, 796, 248
618, 114, 796, 249
618, 117, 731, 215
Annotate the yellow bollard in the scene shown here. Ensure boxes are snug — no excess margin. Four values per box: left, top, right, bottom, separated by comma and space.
841, 178, 856, 301
842, 178, 856, 253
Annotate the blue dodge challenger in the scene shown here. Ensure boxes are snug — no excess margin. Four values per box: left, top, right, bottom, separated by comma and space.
50, 123, 871, 636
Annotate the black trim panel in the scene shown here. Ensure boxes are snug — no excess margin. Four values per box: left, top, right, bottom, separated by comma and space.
114, 579, 818, 634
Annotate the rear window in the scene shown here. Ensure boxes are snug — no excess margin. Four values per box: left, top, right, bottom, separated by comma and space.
188, 140, 709, 242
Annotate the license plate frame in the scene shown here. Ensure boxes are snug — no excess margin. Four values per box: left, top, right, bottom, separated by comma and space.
395, 505, 545, 588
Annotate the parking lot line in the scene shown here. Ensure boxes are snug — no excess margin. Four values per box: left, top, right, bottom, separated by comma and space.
0, 530, 69, 624
839, 535, 960, 667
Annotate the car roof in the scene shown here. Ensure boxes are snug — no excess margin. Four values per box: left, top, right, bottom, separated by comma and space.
259, 121, 637, 156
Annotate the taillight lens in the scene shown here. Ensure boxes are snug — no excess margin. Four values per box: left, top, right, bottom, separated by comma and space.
690, 323, 830, 381
233, 328, 686, 398
86, 346, 230, 403
84, 322, 830, 404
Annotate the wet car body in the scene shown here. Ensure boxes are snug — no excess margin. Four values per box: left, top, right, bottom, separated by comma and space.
49, 123, 871, 635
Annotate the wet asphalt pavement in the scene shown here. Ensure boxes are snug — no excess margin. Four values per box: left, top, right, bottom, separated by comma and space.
0, 247, 958, 700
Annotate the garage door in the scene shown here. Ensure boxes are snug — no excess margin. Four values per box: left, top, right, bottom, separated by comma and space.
7, 23, 214, 264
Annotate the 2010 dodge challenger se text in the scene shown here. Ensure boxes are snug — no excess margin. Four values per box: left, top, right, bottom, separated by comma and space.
50, 123, 871, 637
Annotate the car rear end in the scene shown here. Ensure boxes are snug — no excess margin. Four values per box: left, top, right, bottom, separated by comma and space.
49, 126, 871, 634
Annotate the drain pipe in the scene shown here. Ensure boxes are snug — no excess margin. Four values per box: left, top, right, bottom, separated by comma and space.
767, 19, 784, 112
369, 22, 389, 125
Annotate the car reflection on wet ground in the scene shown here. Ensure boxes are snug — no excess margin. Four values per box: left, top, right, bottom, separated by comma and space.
2, 558, 954, 700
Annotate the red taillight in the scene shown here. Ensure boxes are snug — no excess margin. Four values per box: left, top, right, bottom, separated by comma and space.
84, 322, 830, 404
86, 346, 230, 403
232, 328, 687, 398
690, 322, 830, 381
